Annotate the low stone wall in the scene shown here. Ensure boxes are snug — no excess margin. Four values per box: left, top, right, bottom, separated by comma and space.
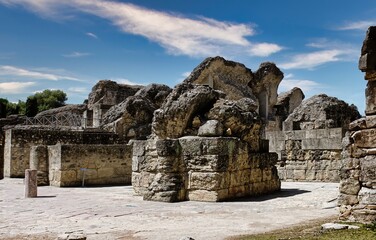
266, 128, 343, 182
132, 137, 280, 202
3, 127, 120, 178
49, 144, 132, 187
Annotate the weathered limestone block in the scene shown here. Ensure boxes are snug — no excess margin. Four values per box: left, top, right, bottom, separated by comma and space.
207, 98, 261, 151
339, 179, 361, 195
359, 26, 376, 72
197, 120, 223, 137
24, 169, 37, 198
152, 83, 222, 139
365, 81, 376, 115
184, 56, 255, 101
283, 94, 360, 131
250, 62, 284, 119
30, 145, 49, 186
87, 80, 143, 108
3, 127, 120, 178
48, 144, 132, 187
352, 129, 376, 148
188, 172, 229, 191
360, 155, 376, 187
132, 137, 280, 202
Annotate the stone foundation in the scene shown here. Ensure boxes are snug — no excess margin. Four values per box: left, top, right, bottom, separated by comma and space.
48, 144, 132, 187
3, 127, 119, 178
267, 128, 344, 182
132, 137, 280, 202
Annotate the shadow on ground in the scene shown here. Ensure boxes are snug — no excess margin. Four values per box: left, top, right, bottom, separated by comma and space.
227, 188, 310, 202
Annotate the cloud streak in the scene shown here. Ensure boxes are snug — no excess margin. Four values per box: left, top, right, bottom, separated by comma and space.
279, 50, 344, 70
0, 81, 36, 93
337, 20, 376, 31
62, 51, 91, 58
0, 0, 282, 57
86, 32, 98, 39
0, 65, 79, 81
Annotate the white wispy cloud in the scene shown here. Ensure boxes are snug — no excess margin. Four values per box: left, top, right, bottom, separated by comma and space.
86, 32, 98, 39
279, 50, 344, 70
248, 43, 283, 57
279, 72, 325, 96
279, 79, 322, 93
337, 20, 376, 31
62, 51, 91, 58
112, 78, 146, 86
0, 81, 36, 93
0, 0, 282, 58
68, 87, 88, 94
0, 65, 79, 81
181, 72, 191, 78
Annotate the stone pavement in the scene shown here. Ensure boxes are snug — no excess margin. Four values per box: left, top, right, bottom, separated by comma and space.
0, 178, 339, 240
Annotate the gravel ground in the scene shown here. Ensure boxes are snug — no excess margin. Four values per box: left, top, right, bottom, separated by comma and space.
0, 178, 339, 240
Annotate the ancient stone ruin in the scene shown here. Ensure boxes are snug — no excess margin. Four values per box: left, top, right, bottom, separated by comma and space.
0, 52, 366, 203
132, 57, 282, 202
267, 94, 360, 182
338, 26, 376, 223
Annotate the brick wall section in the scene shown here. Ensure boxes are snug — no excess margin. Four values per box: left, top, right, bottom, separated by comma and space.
132, 137, 280, 202
266, 128, 344, 182
49, 144, 132, 187
3, 128, 119, 177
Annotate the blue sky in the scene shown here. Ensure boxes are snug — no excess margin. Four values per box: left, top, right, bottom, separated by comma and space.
0, 0, 375, 114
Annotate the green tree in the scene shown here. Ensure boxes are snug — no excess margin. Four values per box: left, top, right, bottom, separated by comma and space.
33, 89, 67, 112
0, 98, 7, 118
25, 96, 38, 117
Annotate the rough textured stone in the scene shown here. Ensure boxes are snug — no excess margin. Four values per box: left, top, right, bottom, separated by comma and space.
101, 95, 156, 140
24, 169, 37, 198
339, 26, 376, 223
132, 137, 280, 202
87, 80, 143, 109
365, 81, 376, 115
3, 127, 120, 178
134, 83, 172, 109
197, 120, 223, 137
152, 83, 222, 139
184, 56, 255, 101
284, 94, 360, 131
250, 62, 284, 119
35, 104, 87, 118
207, 98, 261, 150
273, 87, 305, 130
49, 144, 132, 187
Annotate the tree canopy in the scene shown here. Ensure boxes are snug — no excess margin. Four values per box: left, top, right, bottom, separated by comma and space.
0, 89, 67, 118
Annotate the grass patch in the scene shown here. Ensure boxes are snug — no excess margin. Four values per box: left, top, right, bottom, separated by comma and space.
229, 217, 376, 240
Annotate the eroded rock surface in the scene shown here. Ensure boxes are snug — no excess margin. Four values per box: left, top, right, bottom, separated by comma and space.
284, 94, 360, 131
87, 80, 143, 108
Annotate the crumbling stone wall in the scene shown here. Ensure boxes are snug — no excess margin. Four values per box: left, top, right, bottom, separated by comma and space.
48, 144, 132, 187
339, 26, 376, 223
132, 137, 279, 202
266, 94, 360, 182
3, 126, 120, 177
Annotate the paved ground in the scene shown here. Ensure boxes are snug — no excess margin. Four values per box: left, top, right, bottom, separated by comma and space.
0, 178, 339, 240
